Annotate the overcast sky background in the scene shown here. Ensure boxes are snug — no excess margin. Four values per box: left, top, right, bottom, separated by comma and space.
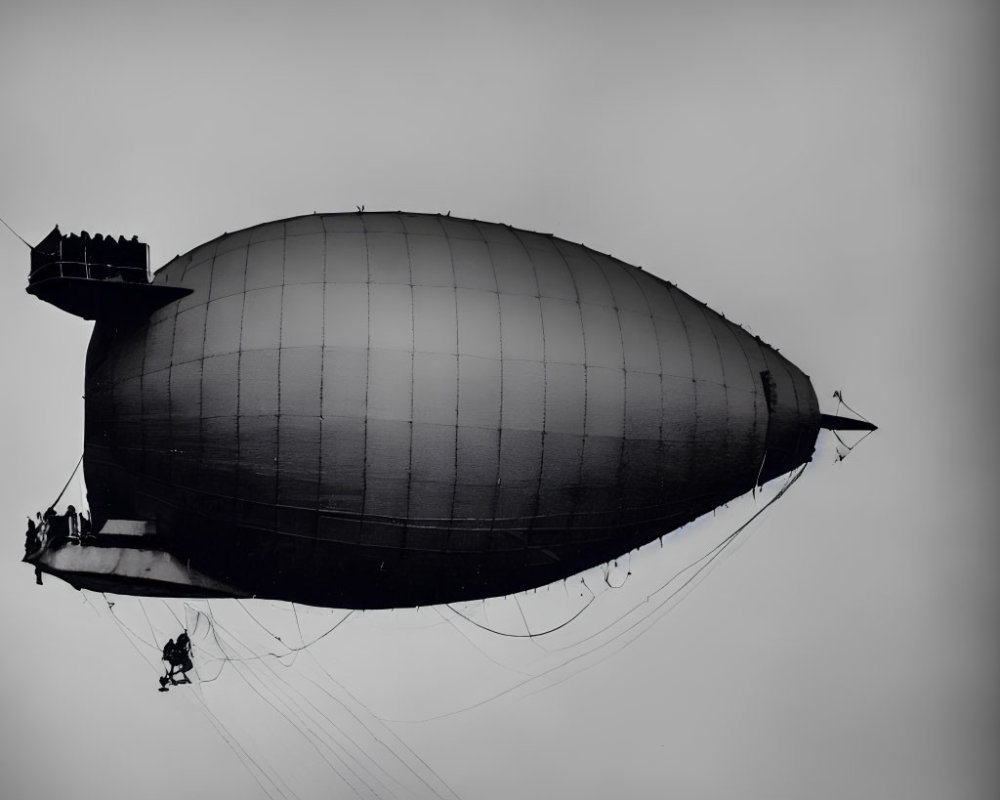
1, 1, 997, 798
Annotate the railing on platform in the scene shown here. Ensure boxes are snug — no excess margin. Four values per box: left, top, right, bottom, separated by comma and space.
26, 511, 95, 557
28, 259, 149, 285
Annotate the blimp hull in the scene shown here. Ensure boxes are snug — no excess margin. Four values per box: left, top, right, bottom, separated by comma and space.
80, 212, 819, 608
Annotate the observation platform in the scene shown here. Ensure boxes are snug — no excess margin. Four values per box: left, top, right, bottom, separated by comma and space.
24, 515, 243, 599
26, 226, 191, 321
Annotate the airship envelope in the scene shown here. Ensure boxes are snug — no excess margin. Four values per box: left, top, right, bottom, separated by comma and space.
23, 213, 873, 608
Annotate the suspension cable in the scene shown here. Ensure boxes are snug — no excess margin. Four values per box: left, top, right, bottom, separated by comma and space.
49, 454, 84, 510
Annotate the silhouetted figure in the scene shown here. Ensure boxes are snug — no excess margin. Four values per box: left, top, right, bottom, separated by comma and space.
66, 505, 79, 541
44, 507, 68, 541
25, 518, 37, 555
159, 639, 175, 690
80, 511, 97, 544
172, 632, 193, 681
34, 512, 47, 549
159, 632, 194, 690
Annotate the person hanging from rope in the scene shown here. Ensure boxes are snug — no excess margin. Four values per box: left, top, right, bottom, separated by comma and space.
158, 639, 175, 691
158, 631, 194, 690
175, 631, 191, 665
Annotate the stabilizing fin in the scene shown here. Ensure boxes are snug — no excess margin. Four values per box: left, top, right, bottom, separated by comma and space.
819, 413, 878, 432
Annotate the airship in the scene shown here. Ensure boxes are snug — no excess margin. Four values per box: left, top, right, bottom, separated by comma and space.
23, 212, 873, 609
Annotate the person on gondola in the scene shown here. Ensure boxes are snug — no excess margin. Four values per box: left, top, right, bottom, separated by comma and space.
43, 507, 68, 541
66, 505, 79, 541
25, 517, 38, 555
79, 512, 93, 543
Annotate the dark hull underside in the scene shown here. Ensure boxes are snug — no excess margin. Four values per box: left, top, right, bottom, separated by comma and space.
82, 437, 815, 608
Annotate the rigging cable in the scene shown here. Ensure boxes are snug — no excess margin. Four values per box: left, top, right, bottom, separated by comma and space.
831, 427, 875, 462
205, 604, 354, 799
208, 601, 465, 800
49, 454, 84, 511
214, 604, 391, 797
208, 615, 403, 800
549, 464, 806, 656
205, 604, 388, 800
602, 553, 633, 589
90, 594, 301, 800
192, 611, 308, 800
0, 214, 32, 249
832, 389, 874, 425
300, 654, 465, 800
445, 578, 596, 639
188, 684, 298, 800
381, 464, 807, 724
830, 391, 876, 462
139, 599, 162, 649
102, 592, 157, 650
513, 594, 533, 638
433, 606, 535, 676
519, 465, 810, 699
212, 601, 355, 662
292, 603, 305, 649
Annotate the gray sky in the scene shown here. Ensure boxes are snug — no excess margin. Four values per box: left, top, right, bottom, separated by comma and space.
1, 1, 997, 798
